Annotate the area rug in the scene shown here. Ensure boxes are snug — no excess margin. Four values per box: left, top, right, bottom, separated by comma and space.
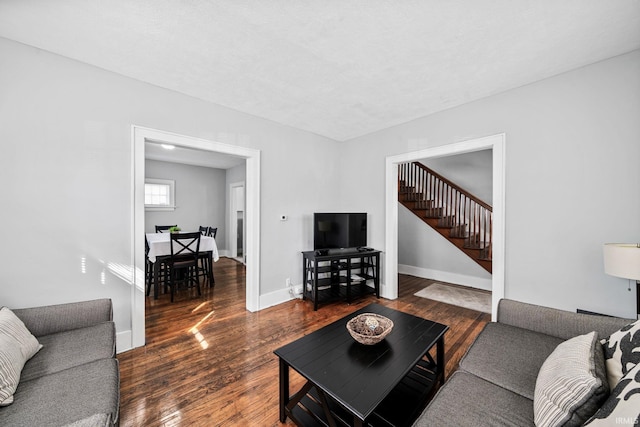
414, 283, 491, 313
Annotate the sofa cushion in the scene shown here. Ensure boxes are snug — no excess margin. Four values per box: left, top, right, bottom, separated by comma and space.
497, 299, 632, 341
0, 358, 119, 426
459, 322, 563, 400
413, 370, 534, 427
533, 331, 609, 427
0, 307, 43, 406
21, 322, 115, 382
601, 318, 640, 390
63, 413, 111, 427
585, 361, 640, 425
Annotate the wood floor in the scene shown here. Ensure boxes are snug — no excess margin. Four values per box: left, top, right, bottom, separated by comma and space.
117, 258, 490, 427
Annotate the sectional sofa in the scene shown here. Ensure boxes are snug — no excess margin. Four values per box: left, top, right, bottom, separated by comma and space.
414, 299, 639, 426
0, 299, 120, 426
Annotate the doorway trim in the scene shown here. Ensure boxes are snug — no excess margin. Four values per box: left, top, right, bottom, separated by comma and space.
384, 133, 505, 320
131, 126, 261, 348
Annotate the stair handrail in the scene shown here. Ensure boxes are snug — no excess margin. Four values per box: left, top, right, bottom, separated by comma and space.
412, 162, 492, 212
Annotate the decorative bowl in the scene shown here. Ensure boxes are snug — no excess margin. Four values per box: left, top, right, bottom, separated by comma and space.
346, 313, 394, 345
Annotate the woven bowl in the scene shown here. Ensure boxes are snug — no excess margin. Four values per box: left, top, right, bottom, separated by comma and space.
346, 313, 394, 345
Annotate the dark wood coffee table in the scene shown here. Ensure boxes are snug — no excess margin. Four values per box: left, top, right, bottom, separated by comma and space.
274, 303, 449, 427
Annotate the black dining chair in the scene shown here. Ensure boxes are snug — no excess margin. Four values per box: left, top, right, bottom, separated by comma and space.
197, 226, 217, 287
165, 232, 201, 302
145, 235, 169, 298
155, 225, 177, 233
145, 236, 153, 296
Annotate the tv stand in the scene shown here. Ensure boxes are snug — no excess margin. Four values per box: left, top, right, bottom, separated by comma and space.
302, 249, 381, 311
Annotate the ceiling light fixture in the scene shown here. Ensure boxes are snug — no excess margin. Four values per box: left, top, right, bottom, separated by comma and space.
161, 144, 176, 150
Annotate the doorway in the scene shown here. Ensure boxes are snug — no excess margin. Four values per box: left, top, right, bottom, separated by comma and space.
229, 182, 245, 263
384, 134, 505, 320
131, 126, 261, 349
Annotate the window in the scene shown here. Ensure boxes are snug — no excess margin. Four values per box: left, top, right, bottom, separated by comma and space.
145, 178, 175, 211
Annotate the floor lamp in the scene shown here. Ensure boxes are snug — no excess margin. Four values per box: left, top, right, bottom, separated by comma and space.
603, 243, 640, 320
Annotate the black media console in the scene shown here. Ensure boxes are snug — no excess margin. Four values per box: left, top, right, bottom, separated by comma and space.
301, 248, 381, 311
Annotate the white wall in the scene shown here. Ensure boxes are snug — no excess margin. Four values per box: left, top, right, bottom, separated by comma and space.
0, 37, 341, 347
145, 160, 226, 248
339, 50, 640, 318
421, 149, 493, 204
398, 205, 493, 290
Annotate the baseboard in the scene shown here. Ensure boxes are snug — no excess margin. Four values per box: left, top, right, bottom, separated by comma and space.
259, 287, 295, 310
116, 330, 133, 354
398, 264, 492, 291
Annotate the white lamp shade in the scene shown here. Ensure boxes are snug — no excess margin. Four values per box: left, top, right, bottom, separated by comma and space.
603, 243, 640, 281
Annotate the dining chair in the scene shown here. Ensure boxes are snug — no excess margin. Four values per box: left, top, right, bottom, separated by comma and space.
197, 226, 217, 286
165, 232, 201, 302
145, 235, 169, 298
145, 236, 153, 296
155, 225, 177, 233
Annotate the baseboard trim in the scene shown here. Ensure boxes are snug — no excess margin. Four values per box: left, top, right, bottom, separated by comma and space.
259, 287, 294, 310
398, 264, 492, 291
116, 330, 133, 354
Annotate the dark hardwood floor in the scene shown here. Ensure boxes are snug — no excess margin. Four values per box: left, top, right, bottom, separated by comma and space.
117, 258, 490, 426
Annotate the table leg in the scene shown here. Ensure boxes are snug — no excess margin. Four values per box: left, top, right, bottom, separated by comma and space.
437, 334, 446, 384
313, 260, 319, 311
279, 358, 289, 423
302, 257, 307, 301
346, 258, 352, 303
207, 251, 215, 285
374, 253, 380, 298
153, 259, 160, 300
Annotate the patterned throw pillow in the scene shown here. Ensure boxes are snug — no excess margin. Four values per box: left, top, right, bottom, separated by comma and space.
601, 319, 640, 390
534, 331, 609, 427
585, 361, 640, 425
0, 307, 43, 406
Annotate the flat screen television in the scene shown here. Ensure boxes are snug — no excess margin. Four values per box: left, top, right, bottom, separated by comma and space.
313, 212, 367, 250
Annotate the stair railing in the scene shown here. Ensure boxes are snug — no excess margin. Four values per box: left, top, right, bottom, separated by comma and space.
399, 162, 492, 259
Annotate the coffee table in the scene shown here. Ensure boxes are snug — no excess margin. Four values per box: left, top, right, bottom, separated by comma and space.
274, 303, 449, 427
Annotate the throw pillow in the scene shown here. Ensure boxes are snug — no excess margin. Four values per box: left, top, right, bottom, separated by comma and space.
0, 307, 42, 360
601, 319, 640, 390
534, 331, 609, 427
0, 334, 29, 405
0, 307, 43, 406
584, 361, 640, 425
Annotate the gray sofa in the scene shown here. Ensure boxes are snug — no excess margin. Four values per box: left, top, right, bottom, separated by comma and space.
0, 299, 120, 426
414, 299, 632, 427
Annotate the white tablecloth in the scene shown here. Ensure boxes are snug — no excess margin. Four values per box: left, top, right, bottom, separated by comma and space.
146, 233, 219, 263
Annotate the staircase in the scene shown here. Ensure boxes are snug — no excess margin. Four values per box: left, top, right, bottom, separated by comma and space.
398, 162, 492, 274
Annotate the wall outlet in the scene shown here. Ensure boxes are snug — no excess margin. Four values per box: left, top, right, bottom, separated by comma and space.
286, 278, 291, 287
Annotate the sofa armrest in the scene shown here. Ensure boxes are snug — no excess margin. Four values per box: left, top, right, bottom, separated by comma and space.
497, 298, 632, 340
12, 299, 113, 337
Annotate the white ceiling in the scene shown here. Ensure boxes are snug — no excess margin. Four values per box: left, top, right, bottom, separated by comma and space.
1, 1, 639, 142
145, 141, 245, 169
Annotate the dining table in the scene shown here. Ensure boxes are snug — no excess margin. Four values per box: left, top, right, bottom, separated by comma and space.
146, 232, 220, 299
